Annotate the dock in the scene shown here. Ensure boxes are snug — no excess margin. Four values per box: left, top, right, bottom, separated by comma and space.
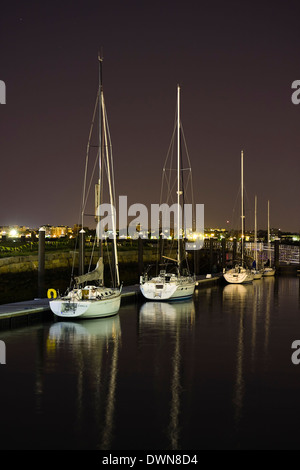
0, 275, 221, 330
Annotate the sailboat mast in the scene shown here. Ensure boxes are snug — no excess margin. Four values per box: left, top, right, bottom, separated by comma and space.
98, 53, 103, 180
255, 195, 257, 265
177, 85, 181, 269
241, 150, 244, 264
97, 53, 103, 257
268, 199, 270, 263
101, 95, 120, 287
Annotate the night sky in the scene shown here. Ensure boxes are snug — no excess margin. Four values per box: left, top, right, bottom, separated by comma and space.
1, 1, 300, 232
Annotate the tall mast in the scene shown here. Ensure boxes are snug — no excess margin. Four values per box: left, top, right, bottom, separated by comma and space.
101, 93, 120, 287
268, 199, 270, 263
254, 195, 257, 266
97, 54, 119, 287
241, 150, 244, 264
98, 52, 103, 178
177, 85, 181, 269
97, 53, 103, 257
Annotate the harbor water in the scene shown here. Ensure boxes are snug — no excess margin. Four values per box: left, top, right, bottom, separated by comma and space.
0, 276, 300, 450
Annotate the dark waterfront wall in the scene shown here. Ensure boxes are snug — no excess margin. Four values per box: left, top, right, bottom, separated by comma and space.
0, 239, 299, 304
0, 239, 221, 276
0, 262, 142, 305
0, 245, 209, 304
1, 240, 299, 277
0, 250, 150, 274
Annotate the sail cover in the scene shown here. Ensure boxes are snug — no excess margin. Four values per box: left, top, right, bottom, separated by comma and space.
75, 257, 104, 285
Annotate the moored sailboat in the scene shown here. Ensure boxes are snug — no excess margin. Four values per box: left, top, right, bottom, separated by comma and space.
140, 85, 196, 300
223, 150, 253, 284
49, 55, 121, 319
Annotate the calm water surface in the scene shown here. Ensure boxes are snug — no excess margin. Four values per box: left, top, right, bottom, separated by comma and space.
1, 276, 300, 450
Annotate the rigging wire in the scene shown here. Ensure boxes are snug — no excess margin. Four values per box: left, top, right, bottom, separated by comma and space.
156, 97, 194, 275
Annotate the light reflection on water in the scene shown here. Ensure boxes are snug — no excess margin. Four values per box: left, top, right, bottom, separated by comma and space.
139, 300, 195, 450
48, 317, 121, 450
0, 276, 300, 449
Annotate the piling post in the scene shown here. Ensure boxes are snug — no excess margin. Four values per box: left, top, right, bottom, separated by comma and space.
209, 238, 214, 272
138, 237, 144, 276
38, 227, 45, 298
221, 238, 226, 269
79, 229, 85, 276
233, 238, 237, 262
194, 246, 199, 275
111, 237, 116, 286
274, 239, 280, 269
159, 235, 164, 264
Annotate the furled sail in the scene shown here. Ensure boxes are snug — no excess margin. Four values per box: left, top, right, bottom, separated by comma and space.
75, 257, 104, 285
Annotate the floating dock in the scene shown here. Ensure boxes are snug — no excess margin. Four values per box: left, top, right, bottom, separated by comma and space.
0, 275, 221, 330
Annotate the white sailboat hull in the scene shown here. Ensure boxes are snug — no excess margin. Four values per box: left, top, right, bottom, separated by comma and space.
223, 151, 253, 286
263, 267, 275, 277
223, 268, 253, 284
140, 276, 196, 301
252, 270, 263, 280
49, 287, 121, 319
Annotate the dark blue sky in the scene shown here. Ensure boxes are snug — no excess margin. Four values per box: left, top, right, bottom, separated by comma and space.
0, 0, 299, 231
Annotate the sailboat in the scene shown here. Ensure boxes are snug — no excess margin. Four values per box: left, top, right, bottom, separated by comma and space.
251, 195, 263, 279
140, 85, 196, 301
223, 151, 253, 284
263, 200, 275, 277
49, 55, 121, 318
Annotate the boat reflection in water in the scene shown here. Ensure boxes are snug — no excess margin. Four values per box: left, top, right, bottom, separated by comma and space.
139, 299, 195, 328
222, 278, 273, 433
139, 300, 195, 450
223, 284, 249, 429
49, 316, 121, 343
48, 316, 121, 450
